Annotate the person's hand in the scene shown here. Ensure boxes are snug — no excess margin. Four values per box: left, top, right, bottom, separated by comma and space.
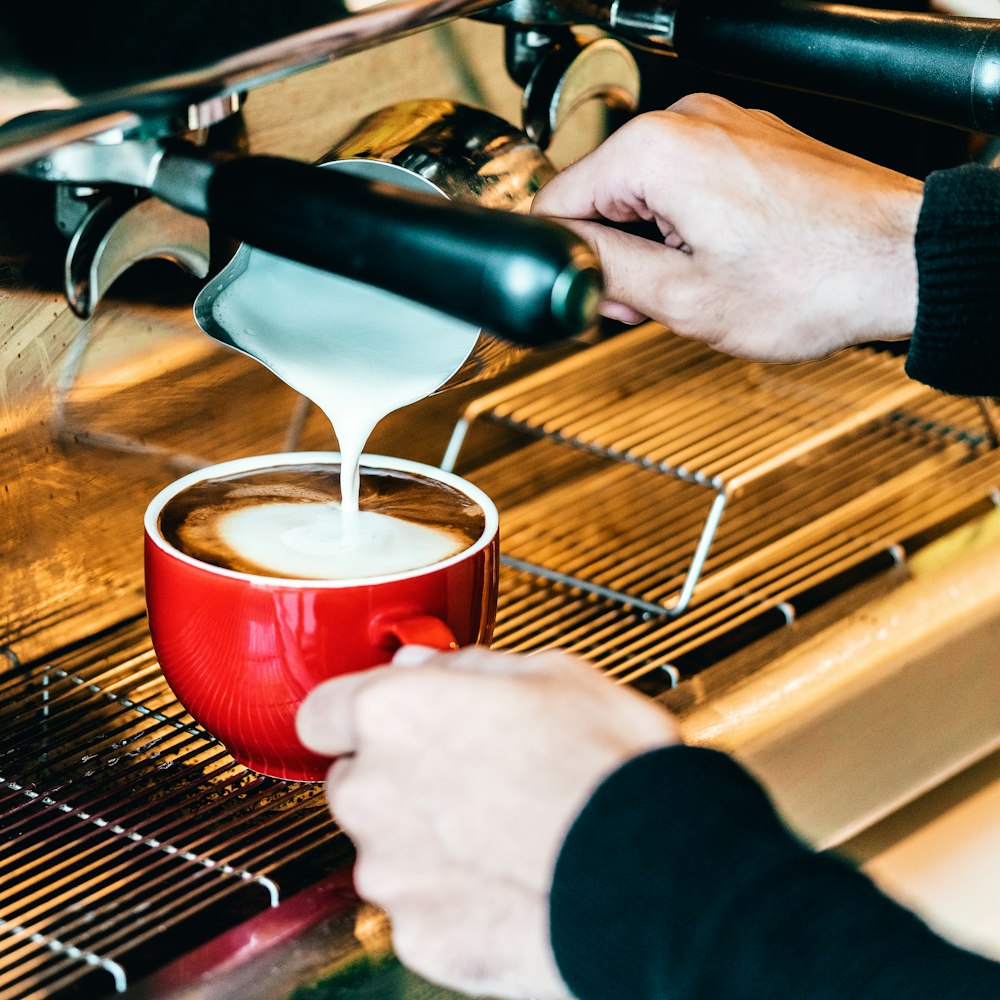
296, 645, 680, 1000
532, 93, 925, 363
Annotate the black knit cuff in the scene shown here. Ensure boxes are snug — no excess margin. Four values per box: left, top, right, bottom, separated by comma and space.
549, 746, 807, 1000
550, 746, 1000, 1000
907, 164, 1000, 396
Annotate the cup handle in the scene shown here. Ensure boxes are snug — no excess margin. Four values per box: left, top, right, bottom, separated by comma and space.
372, 613, 459, 655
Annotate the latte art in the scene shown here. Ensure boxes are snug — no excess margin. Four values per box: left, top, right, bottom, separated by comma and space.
159, 463, 485, 580
216, 504, 465, 579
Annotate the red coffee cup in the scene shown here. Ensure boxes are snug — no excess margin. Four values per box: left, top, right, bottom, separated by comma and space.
144, 452, 499, 781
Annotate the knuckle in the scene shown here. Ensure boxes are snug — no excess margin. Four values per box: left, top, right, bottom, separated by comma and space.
615, 103, 734, 178
669, 92, 733, 117
615, 110, 671, 151
328, 769, 387, 832
352, 853, 399, 907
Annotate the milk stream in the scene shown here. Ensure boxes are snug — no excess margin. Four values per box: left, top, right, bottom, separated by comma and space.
212, 248, 480, 560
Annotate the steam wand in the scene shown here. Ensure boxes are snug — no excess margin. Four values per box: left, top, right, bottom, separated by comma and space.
485, 0, 1000, 135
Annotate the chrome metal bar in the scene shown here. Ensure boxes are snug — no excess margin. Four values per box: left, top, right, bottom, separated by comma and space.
500, 554, 672, 616
0, 0, 502, 174
0, 112, 141, 175
672, 489, 727, 614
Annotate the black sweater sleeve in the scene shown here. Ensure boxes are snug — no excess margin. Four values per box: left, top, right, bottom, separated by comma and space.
550, 745, 1000, 1000
906, 163, 1000, 397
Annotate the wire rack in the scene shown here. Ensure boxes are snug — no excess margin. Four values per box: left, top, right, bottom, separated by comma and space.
445, 325, 997, 616
0, 618, 343, 1000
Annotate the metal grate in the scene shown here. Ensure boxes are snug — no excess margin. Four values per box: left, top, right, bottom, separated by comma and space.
0, 618, 343, 1000
445, 328, 928, 486
455, 326, 1000, 682
444, 328, 937, 613
484, 437, 1000, 684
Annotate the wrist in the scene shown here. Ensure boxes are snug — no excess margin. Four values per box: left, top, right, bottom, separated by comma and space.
861, 179, 923, 342
906, 163, 1000, 396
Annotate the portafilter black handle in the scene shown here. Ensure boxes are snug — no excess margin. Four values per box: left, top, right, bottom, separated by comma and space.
670, 0, 1000, 134
157, 153, 603, 347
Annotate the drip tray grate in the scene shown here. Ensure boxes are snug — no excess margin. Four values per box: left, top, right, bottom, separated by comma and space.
0, 618, 343, 1000
451, 326, 999, 616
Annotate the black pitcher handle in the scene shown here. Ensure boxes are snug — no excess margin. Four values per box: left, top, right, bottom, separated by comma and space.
154, 151, 603, 347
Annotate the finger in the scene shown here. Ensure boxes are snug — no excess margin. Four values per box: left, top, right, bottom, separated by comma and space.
392, 644, 439, 667
349, 834, 454, 910
530, 156, 608, 222
295, 666, 393, 757
531, 126, 654, 223
327, 759, 424, 844
428, 645, 549, 676
555, 219, 693, 330
600, 300, 648, 325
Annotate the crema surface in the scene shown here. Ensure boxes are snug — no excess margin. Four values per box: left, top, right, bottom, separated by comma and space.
159, 464, 485, 580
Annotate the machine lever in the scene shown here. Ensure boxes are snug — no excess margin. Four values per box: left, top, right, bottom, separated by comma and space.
666, 0, 1000, 134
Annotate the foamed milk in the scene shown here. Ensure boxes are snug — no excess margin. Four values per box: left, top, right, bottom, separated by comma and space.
160, 464, 485, 580
219, 503, 463, 579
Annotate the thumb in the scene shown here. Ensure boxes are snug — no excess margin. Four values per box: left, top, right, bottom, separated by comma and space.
296, 666, 393, 757
553, 219, 693, 330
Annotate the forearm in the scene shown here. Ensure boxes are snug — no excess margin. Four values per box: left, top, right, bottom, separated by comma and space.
550, 746, 1000, 1000
906, 163, 1000, 397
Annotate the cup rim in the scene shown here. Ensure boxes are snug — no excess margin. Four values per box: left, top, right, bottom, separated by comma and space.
144, 451, 498, 588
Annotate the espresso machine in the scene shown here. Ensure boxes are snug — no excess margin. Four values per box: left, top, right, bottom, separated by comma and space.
3, 2, 1000, 998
